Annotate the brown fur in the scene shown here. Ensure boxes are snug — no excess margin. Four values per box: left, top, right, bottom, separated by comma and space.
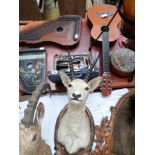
19, 103, 52, 155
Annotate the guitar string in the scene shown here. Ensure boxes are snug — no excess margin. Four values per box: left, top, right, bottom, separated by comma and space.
89, 5, 119, 51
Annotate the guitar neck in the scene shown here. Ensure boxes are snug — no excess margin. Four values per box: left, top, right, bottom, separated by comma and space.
101, 30, 112, 96
102, 31, 110, 73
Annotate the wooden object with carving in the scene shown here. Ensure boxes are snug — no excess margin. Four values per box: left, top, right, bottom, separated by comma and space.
91, 91, 135, 155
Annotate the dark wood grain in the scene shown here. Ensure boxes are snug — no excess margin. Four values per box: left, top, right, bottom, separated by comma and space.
58, 0, 87, 18
19, 0, 43, 20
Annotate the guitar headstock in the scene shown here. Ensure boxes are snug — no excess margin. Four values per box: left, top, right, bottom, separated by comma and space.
101, 73, 112, 96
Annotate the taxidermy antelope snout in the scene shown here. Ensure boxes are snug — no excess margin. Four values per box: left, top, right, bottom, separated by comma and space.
60, 73, 102, 105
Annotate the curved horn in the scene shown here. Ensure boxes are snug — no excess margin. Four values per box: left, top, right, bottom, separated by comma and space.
67, 46, 76, 80
21, 82, 52, 128
84, 53, 100, 82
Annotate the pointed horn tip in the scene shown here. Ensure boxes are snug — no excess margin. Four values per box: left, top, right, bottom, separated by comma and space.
44, 82, 52, 97
38, 82, 52, 97
38, 82, 52, 94
72, 76, 77, 80
83, 78, 89, 83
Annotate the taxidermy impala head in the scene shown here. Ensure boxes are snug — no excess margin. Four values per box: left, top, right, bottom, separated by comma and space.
60, 48, 102, 105
60, 73, 101, 105
19, 82, 52, 155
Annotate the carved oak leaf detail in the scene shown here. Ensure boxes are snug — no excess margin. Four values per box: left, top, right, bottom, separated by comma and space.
91, 116, 112, 155
91, 91, 135, 155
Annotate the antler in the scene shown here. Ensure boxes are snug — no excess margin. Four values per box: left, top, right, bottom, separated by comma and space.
21, 82, 52, 128
66, 46, 76, 80
84, 53, 100, 82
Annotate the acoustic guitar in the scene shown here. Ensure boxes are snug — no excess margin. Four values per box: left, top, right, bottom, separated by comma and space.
87, 4, 120, 96
87, 4, 121, 42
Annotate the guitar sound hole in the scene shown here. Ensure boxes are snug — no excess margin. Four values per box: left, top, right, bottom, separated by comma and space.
57, 27, 63, 32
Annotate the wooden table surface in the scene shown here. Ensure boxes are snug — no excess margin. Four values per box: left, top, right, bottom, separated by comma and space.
19, 19, 135, 95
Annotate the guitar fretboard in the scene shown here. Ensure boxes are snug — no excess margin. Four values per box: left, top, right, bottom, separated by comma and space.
102, 31, 110, 73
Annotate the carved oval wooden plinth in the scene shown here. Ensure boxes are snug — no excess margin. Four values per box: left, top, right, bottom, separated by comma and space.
91, 91, 135, 155
54, 104, 95, 155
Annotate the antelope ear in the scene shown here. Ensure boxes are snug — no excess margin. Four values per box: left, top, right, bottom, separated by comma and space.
60, 72, 71, 88
88, 76, 102, 92
34, 102, 45, 125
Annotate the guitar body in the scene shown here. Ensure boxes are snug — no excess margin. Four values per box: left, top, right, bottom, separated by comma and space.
87, 4, 121, 42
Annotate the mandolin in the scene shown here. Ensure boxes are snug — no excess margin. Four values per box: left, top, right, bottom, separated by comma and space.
87, 4, 121, 42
